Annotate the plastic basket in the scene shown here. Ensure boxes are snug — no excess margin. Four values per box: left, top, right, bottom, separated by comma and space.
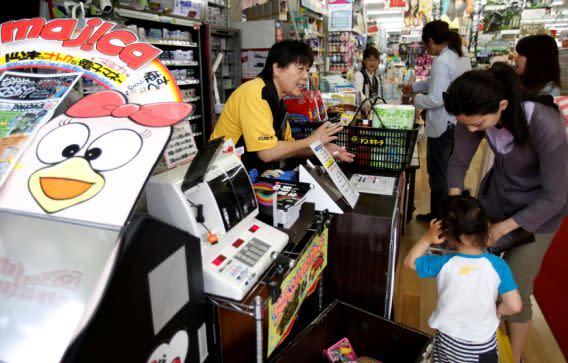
290, 122, 418, 172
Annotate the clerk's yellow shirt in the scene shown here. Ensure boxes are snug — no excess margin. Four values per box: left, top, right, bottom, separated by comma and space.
210, 77, 293, 152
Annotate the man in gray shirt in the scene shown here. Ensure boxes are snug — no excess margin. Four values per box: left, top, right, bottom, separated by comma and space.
403, 20, 471, 222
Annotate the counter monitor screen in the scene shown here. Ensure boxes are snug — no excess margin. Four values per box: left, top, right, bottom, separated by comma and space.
181, 137, 224, 192
208, 165, 258, 231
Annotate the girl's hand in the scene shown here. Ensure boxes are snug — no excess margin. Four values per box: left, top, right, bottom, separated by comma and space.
423, 219, 445, 245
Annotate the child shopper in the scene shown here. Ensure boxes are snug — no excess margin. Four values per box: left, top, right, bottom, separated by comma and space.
404, 191, 522, 363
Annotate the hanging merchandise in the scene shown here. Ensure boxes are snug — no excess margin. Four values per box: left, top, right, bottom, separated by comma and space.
482, 5, 522, 33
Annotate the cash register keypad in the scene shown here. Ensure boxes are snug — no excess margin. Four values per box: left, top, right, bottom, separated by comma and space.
233, 238, 270, 267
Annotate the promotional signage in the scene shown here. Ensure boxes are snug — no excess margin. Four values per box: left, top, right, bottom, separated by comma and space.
0, 71, 81, 188
0, 17, 201, 363
267, 227, 328, 356
0, 18, 193, 228
310, 140, 359, 208
0, 18, 182, 102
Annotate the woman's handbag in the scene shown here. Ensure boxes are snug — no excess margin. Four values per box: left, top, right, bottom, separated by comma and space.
488, 227, 535, 255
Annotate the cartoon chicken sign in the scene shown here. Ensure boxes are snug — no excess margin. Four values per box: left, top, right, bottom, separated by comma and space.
0, 90, 192, 227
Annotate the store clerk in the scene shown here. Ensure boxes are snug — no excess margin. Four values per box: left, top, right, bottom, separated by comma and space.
210, 39, 354, 172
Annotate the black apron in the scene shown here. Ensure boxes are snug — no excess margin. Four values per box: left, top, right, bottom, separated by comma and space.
361, 70, 379, 97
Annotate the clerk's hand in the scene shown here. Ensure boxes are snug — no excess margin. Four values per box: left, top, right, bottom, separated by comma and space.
326, 143, 355, 163
309, 121, 342, 145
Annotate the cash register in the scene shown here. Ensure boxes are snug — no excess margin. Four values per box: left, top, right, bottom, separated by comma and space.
146, 140, 289, 301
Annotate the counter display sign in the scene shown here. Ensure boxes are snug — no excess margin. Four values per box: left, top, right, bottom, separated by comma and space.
267, 227, 328, 356
310, 140, 359, 208
0, 18, 194, 228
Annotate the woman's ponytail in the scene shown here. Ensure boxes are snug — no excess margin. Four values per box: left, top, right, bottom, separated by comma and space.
489, 62, 528, 144
447, 31, 463, 57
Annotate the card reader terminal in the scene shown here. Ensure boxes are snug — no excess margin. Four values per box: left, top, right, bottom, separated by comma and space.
146, 151, 289, 300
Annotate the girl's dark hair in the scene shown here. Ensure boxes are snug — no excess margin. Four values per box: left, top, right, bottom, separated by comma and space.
258, 40, 314, 80
443, 62, 558, 144
515, 34, 561, 94
363, 46, 380, 61
421, 20, 463, 57
439, 190, 489, 248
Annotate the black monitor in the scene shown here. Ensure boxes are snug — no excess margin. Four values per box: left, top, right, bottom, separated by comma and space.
207, 165, 257, 231
181, 137, 224, 192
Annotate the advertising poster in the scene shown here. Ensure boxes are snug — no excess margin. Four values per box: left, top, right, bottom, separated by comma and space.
163, 121, 198, 168
440, 0, 474, 30
328, 4, 353, 31
403, 0, 433, 31
0, 18, 193, 228
267, 227, 328, 356
0, 71, 82, 189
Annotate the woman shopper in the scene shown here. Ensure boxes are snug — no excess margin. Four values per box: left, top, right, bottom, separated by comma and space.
515, 34, 561, 97
402, 20, 471, 222
443, 62, 568, 363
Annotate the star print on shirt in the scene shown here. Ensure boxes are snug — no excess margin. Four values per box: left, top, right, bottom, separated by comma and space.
458, 265, 479, 276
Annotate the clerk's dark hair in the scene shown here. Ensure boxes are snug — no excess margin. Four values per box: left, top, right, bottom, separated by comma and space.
515, 34, 561, 94
258, 40, 314, 80
440, 190, 489, 248
444, 62, 558, 145
421, 20, 462, 57
363, 46, 380, 61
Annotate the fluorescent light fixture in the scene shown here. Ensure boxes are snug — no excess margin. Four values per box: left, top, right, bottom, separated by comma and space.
365, 0, 386, 4
367, 9, 404, 15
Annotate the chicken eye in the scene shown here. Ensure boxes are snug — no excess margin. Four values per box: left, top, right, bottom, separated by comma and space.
36, 123, 89, 164
86, 129, 142, 171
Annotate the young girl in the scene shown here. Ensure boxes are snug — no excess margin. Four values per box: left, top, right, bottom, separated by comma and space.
405, 191, 522, 363
444, 62, 568, 363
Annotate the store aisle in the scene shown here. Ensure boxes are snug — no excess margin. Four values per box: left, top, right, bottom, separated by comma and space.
393, 141, 566, 363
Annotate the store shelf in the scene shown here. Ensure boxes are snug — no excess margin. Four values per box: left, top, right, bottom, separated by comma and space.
305, 32, 325, 39
208, 1, 227, 7
184, 96, 201, 102
162, 60, 199, 66
116, 8, 201, 27
147, 40, 199, 48
177, 79, 200, 85
484, 4, 507, 10
119, 9, 207, 147
500, 29, 521, 35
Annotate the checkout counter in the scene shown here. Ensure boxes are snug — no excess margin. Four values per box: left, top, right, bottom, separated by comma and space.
145, 141, 332, 362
